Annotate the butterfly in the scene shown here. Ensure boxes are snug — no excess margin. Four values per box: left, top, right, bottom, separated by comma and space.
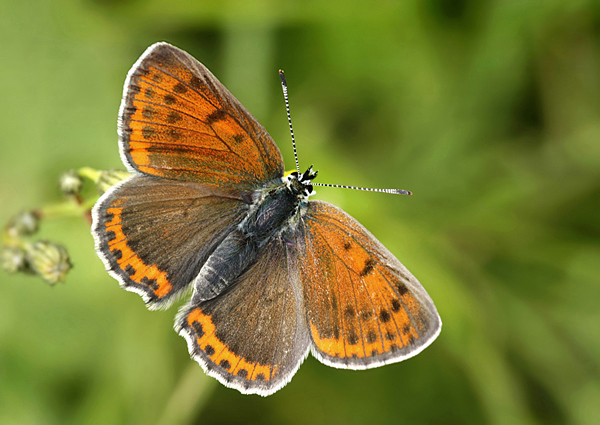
92, 42, 441, 396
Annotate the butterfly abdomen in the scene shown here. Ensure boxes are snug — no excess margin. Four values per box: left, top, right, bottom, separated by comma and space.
191, 181, 301, 302
191, 229, 259, 302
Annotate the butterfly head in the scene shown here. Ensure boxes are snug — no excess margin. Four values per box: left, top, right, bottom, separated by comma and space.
284, 166, 318, 200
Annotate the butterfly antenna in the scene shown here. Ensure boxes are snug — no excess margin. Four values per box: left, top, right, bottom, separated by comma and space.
312, 182, 412, 195
279, 70, 410, 195
279, 70, 301, 174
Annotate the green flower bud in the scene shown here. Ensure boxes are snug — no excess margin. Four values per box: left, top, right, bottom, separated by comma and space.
96, 170, 131, 194
6, 211, 40, 238
59, 169, 83, 196
25, 241, 72, 285
1, 246, 28, 274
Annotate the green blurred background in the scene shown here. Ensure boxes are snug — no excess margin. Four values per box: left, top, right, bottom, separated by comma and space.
2, 1, 600, 424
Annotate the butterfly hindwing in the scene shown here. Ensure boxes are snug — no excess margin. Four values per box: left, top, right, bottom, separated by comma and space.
92, 174, 249, 309
177, 238, 310, 396
297, 201, 441, 368
119, 42, 285, 191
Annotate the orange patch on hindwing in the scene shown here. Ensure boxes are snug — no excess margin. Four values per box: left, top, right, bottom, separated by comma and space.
186, 308, 275, 382
104, 202, 173, 298
305, 218, 424, 360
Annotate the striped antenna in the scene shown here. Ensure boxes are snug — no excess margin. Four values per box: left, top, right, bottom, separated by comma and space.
279, 70, 412, 196
313, 183, 412, 195
279, 70, 300, 174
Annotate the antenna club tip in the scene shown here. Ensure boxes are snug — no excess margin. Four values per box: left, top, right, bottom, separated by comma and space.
279, 70, 287, 85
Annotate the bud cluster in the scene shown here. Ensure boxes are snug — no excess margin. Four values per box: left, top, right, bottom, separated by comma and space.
2, 167, 130, 286
1, 210, 72, 285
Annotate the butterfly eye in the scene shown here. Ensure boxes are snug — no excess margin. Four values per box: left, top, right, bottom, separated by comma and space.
303, 185, 314, 197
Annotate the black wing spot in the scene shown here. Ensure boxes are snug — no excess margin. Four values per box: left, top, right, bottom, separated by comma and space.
166, 128, 181, 141
360, 258, 376, 276
344, 305, 356, 318
166, 111, 182, 124
232, 134, 245, 144
164, 94, 177, 105
142, 126, 157, 140
347, 329, 360, 345
396, 281, 409, 296
255, 373, 265, 382
204, 345, 215, 356
379, 309, 391, 323
366, 330, 378, 344
343, 241, 352, 250
391, 298, 402, 312
140, 277, 158, 291
142, 106, 156, 119
125, 106, 137, 116
219, 359, 231, 370
385, 332, 396, 341
206, 109, 228, 125
112, 249, 122, 260
190, 75, 202, 90
106, 230, 116, 243
151, 72, 162, 83
124, 265, 136, 276
191, 321, 204, 338
237, 369, 248, 379
145, 88, 155, 99
173, 82, 188, 94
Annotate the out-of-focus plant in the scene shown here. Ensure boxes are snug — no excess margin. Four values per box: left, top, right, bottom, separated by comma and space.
1, 168, 130, 285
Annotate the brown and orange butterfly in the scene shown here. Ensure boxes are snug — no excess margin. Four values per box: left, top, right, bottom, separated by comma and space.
92, 42, 441, 396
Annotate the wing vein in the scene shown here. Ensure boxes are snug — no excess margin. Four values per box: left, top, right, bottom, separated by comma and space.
317, 232, 368, 358
147, 64, 275, 173
313, 228, 348, 359
311, 213, 414, 349
270, 249, 288, 381
127, 135, 238, 157
133, 75, 257, 168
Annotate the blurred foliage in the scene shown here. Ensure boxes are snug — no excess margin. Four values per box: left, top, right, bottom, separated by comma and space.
1, 0, 600, 424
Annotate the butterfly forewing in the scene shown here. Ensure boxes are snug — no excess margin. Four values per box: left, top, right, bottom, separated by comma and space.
92, 175, 248, 309
298, 201, 441, 368
119, 43, 285, 191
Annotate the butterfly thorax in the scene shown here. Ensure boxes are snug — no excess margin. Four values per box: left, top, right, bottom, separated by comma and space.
239, 167, 318, 244
191, 168, 317, 302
